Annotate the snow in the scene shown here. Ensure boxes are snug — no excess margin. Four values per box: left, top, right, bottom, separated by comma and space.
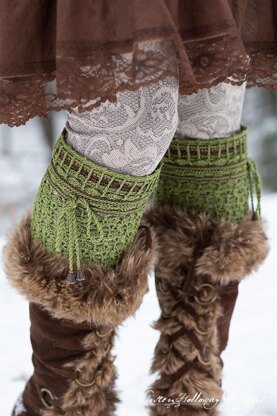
0, 115, 66, 234
13, 393, 26, 416
0, 195, 277, 415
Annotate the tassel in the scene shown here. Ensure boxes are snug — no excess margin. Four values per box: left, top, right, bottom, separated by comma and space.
55, 196, 103, 285
76, 269, 86, 282
66, 271, 76, 285
247, 159, 262, 219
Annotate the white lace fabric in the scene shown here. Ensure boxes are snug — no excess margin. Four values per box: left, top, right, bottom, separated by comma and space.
176, 82, 246, 139
66, 42, 246, 176
66, 76, 179, 176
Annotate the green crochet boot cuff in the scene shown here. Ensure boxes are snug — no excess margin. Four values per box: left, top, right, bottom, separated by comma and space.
156, 127, 261, 223
31, 130, 161, 281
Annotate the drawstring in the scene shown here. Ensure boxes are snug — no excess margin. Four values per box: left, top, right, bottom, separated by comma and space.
55, 198, 104, 284
247, 159, 262, 220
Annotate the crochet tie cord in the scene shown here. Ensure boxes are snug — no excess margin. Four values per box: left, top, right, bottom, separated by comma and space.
3, 131, 159, 416
31, 130, 160, 281
144, 127, 269, 416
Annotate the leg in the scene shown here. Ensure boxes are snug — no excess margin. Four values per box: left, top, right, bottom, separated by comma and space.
175, 81, 246, 140
4, 68, 179, 416
145, 83, 268, 415
66, 64, 179, 177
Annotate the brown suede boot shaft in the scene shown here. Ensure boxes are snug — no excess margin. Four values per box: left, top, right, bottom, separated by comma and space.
217, 283, 239, 354
4, 215, 157, 416
19, 303, 116, 415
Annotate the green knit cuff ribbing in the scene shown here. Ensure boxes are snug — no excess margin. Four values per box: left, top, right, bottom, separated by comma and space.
156, 127, 262, 223
31, 130, 161, 276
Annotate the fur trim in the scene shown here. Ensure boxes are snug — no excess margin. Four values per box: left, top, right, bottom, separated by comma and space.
43, 330, 119, 416
147, 272, 223, 416
144, 204, 269, 416
4, 215, 157, 326
196, 216, 269, 285
144, 205, 269, 286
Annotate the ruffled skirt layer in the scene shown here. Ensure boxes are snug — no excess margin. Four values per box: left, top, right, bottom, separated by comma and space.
0, 0, 276, 126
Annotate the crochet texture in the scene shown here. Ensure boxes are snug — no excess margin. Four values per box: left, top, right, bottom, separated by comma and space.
156, 127, 261, 223
31, 130, 160, 276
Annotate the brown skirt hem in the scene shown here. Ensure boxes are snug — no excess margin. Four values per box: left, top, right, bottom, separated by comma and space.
0, 0, 277, 126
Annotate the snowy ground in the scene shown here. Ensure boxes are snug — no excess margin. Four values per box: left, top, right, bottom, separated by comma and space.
0, 116, 277, 415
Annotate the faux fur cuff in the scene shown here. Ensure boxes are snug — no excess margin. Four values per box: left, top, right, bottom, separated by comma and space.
144, 205, 269, 286
4, 215, 157, 326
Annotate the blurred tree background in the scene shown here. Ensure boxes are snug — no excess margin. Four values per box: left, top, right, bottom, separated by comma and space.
243, 88, 277, 192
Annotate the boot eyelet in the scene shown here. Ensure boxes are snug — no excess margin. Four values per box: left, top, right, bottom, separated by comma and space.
197, 354, 212, 366
40, 388, 55, 410
75, 378, 96, 388
194, 324, 210, 336
75, 369, 103, 388
96, 329, 113, 338
194, 294, 217, 305
105, 344, 112, 354
194, 283, 217, 305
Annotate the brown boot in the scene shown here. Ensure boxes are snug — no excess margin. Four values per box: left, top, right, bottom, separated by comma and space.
4, 215, 157, 416
145, 206, 268, 416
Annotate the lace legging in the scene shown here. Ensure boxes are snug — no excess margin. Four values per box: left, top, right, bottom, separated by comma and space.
66, 42, 246, 176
